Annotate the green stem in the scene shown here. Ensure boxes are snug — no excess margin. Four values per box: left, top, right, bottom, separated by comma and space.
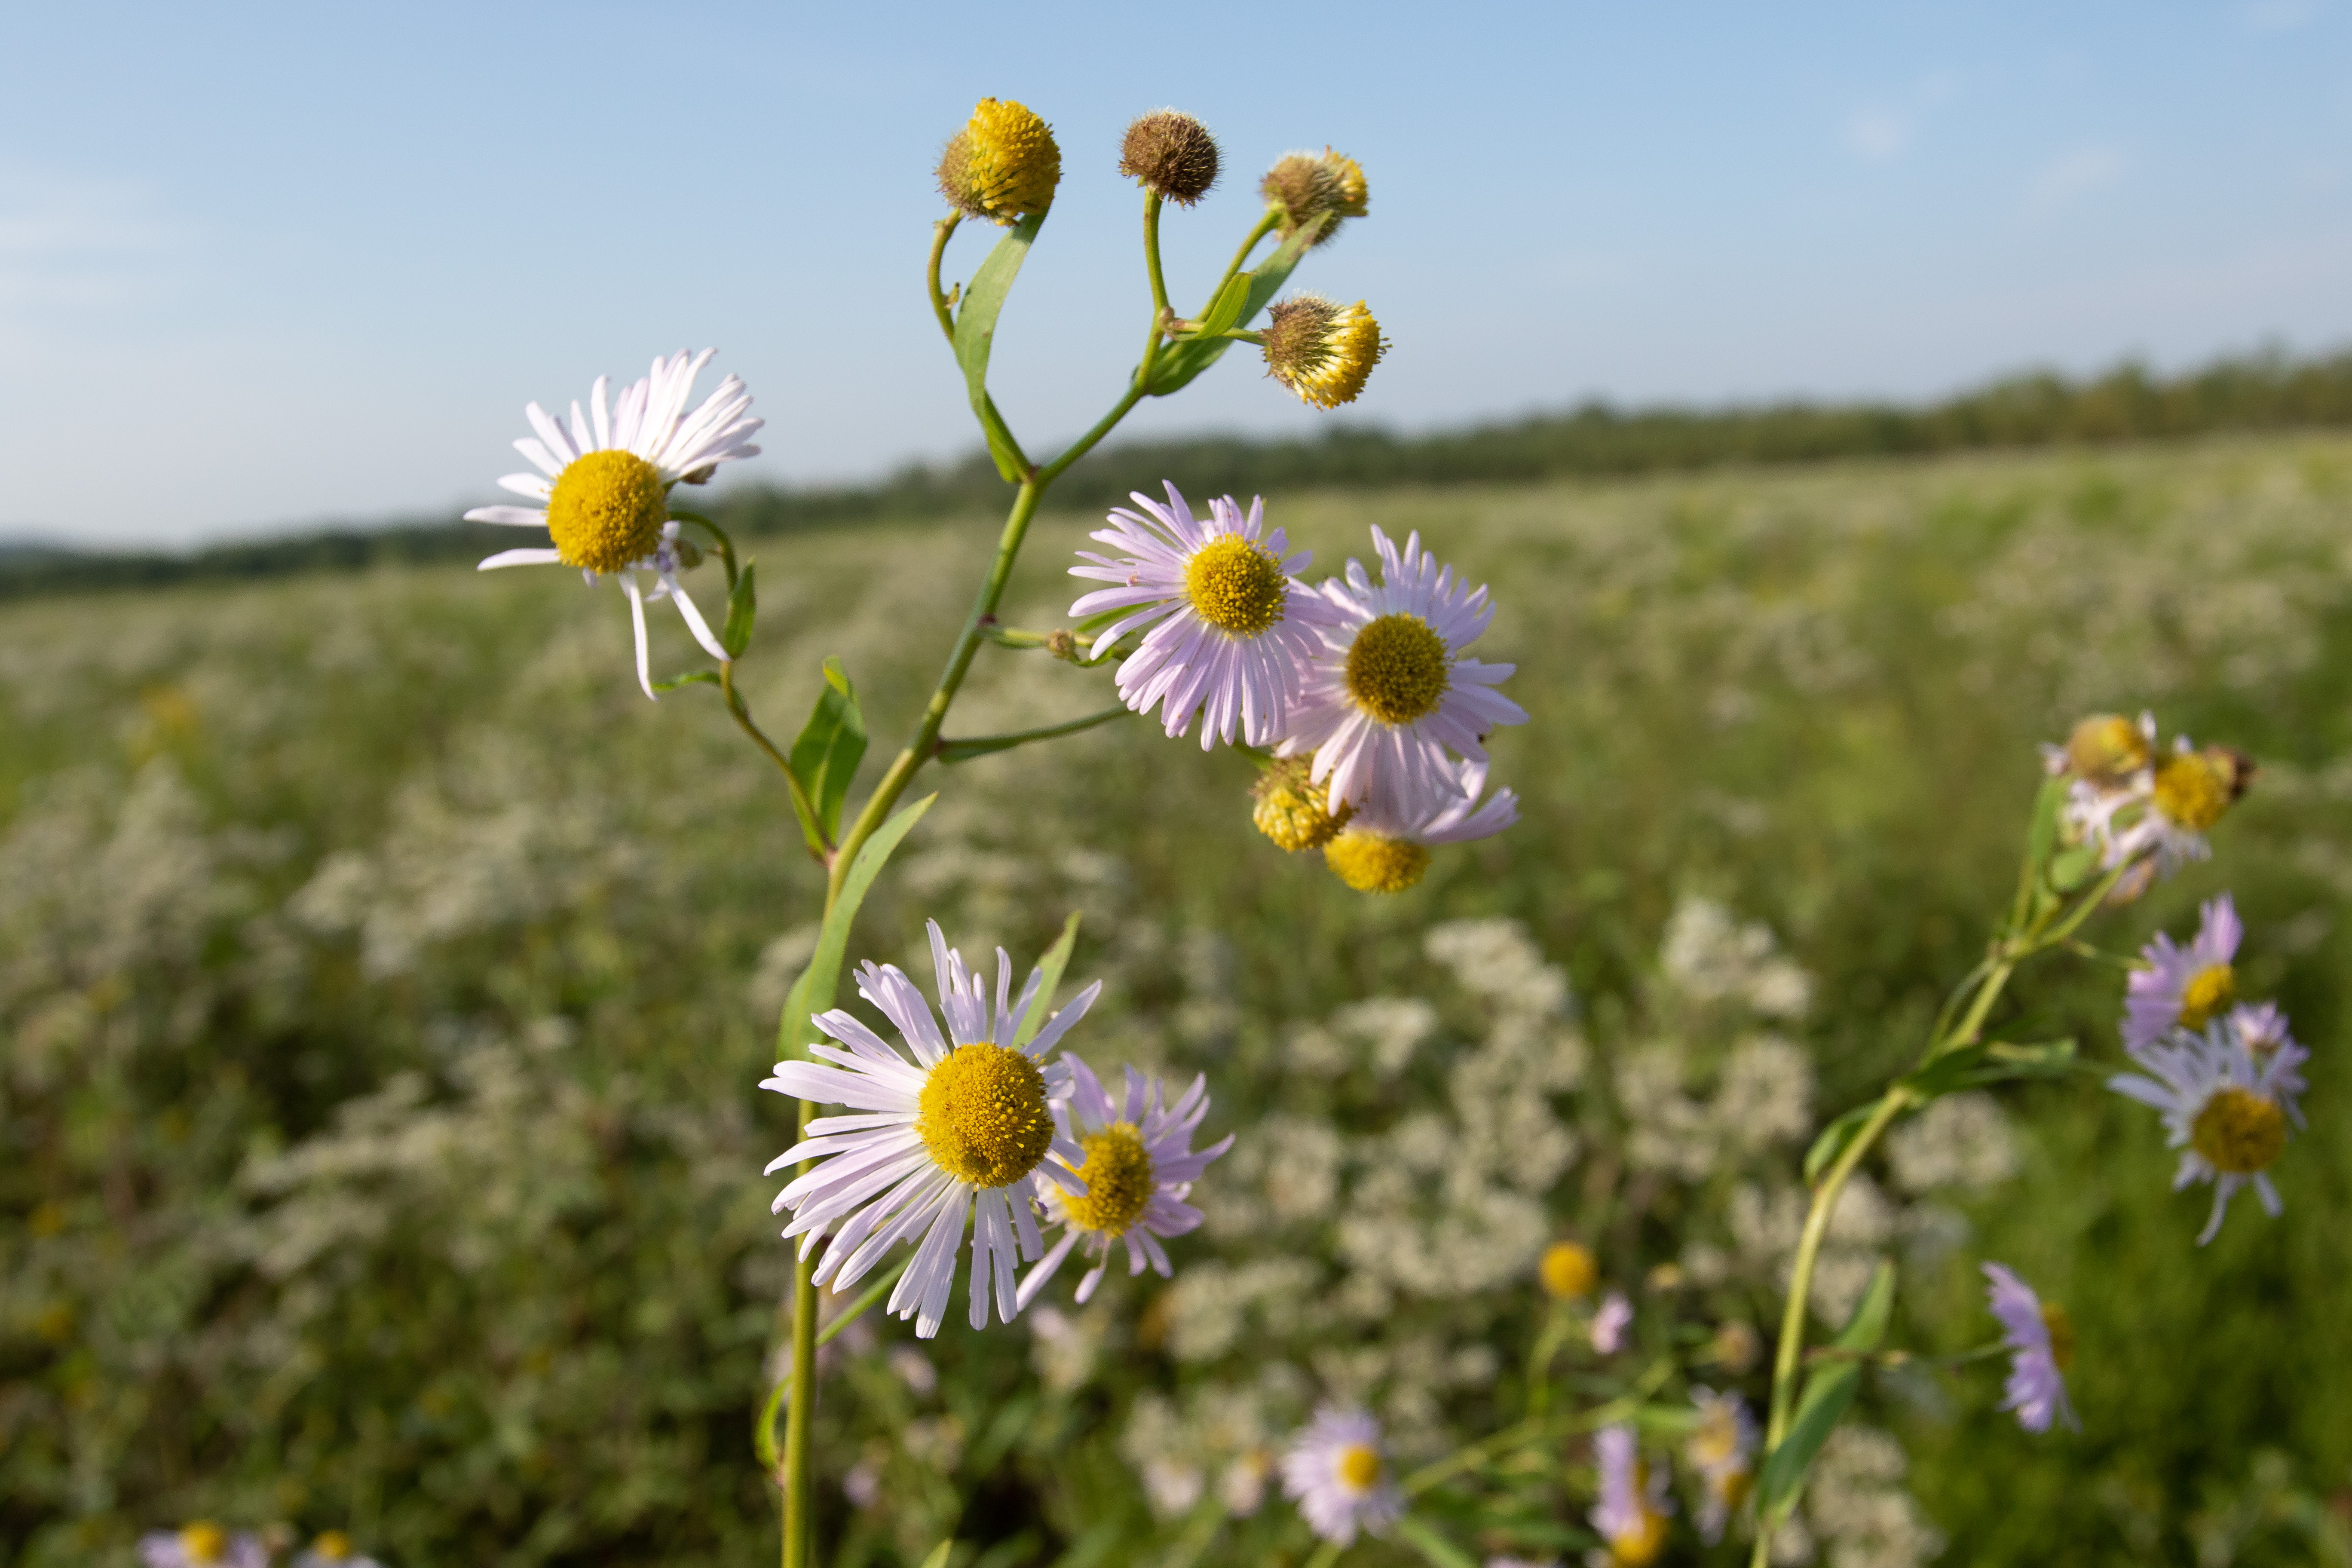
1139, 189, 1171, 383
1040, 386, 1146, 487
784, 1134, 818, 1568
927, 213, 962, 345
1222, 208, 1280, 285
722, 662, 829, 861
937, 704, 1135, 763
1302, 1542, 1344, 1568
1404, 1356, 1676, 1498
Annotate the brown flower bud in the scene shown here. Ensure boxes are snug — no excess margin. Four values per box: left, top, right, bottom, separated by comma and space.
1119, 110, 1220, 205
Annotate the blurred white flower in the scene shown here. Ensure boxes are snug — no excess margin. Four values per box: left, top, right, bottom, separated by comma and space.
137, 1526, 268, 1568
1591, 1290, 1633, 1355
1886, 1093, 2019, 1194
1281, 1405, 1404, 1546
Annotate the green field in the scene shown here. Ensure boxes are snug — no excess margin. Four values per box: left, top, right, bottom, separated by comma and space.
5, 432, 2351, 1566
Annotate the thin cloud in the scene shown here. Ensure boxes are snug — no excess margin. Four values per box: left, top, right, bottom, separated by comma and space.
2242, 0, 2317, 33
2024, 145, 2126, 214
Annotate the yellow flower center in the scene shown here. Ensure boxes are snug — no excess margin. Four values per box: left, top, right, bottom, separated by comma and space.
1183, 534, 1289, 635
1251, 756, 1352, 852
917, 1043, 1053, 1188
1324, 831, 1431, 894
1612, 1501, 1669, 1567
1539, 1240, 1596, 1301
1058, 1121, 1155, 1235
545, 449, 668, 575
2153, 750, 2234, 832
2065, 714, 2150, 785
179, 1524, 228, 1563
1345, 612, 1450, 725
2038, 1301, 2076, 1373
938, 97, 1061, 223
1262, 296, 1387, 410
2179, 963, 2236, 1030
2190, 1085, 2287, 1175
1337, 1442, 1383, 1492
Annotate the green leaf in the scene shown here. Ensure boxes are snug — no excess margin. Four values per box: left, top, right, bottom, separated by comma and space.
1014, 911, 1082, 1048
650, 670, 721, 693
1832, 1260, 1898, 1353
2025, 775, 2064, 871
1392, 1515, 1480, 1568
1898, 1038, 2078, 1099
1146, 214, 1330, 397
1761, 1262, 1897, 1515
917, 1542, 954, 1568
1191, 270, 1255, 339
721, 560, 756, 658
1802, 1102, 1884, 1186
2047, 842, 2100, 893
787, 657, 867, 846
952, 213, 1045, 480
775, 793, 937, 1060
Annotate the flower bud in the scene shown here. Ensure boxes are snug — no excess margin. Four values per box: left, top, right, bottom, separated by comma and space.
1262, 294, 1387, 409
1251, 756, 1353, 851
1119, 110, 1220, 206
1259, 147, 1368, 242
2062, 713, 2151, 787
937, 98, 1061, 224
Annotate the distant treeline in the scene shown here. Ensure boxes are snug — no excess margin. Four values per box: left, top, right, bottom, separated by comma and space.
9, 346, 2351, 599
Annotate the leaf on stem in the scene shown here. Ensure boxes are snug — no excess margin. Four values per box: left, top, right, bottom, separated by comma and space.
1897, 1038, 2079, 1100
774, 793, 937, 1060
1758, 1262, 1896, 1515
650, 671, 722, 693
787, 657, 867, 845
1392, 1515, 1480, 1568
1189, 272, 1255, 340
917, 1542, 954, 1568
1801, 1102, 1885, 1187
953, 211, 1046, 481
1147, 213, 1331, 397
1013, 911, 1082, 1048
721, 560, 757, 658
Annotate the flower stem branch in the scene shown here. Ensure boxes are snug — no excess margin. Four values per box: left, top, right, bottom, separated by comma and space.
937, 705, 1135, 763
1405, 1356, 1677, 1498
720, 662, 830, 862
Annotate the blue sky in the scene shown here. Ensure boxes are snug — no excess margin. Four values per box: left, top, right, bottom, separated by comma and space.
3, 1, 2348, 545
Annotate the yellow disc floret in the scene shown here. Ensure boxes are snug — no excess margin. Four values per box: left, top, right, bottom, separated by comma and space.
1346, 611, 1451, 725
2190, 1085, 2287, 1175
2064, 714, 2151, 785
1184, 534, 1289, 634
179, 1525, 229, 1564
937, 98, 1061, 224
2037, 1300, 2076, 1373
1262, 295, 1387, 410
2179, 963, 2236, 1029
544, 449, 669, 574
1540, 1239, 1597, 1300
1610, 1498, 1669, 1567
1058, 1121, 1155, 1235
1324, 830, 1431, 894
2153, 747, 2245, 831
917, 1042, 1054, 1188
1337, 1442, 1384, 1492
1251, 756, 1352, 852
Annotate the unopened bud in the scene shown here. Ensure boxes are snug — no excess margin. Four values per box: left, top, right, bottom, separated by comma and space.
1045, 629, 1080, 662
2063, 714, 2151, 787
1262, 294, 1387, 409
1252, 756, 1352, 851
937, 98, 1061, 224
1259, 147, 1368, 242
672, 536, 705, 570
1119, 110, 1220, 206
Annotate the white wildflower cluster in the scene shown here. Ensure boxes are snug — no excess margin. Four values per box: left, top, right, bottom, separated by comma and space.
1797, 1427, 1947, 1568
1658, 895, 1813, 1018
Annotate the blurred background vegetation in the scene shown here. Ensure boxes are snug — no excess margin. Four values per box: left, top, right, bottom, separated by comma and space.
5, 412, 2352, 1566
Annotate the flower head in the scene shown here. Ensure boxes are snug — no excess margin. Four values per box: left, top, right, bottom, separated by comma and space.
1070, 484, 1341, 749
760, 922, 1102, 1337
466, 349, 760, 698
1017, 1055, 1232, 1309
1262, 295, 1387, 409
938, 98, 1060, 223
1280, 527, 1528, 818
2108, 1014, 2307, 1244
1685, 1388, 1758, 1544
1587, 1424, 1672, 1567
137, 1526, 268, 1568
1540, 1239, 1598, 1301
1979, 1262, 2079, 1433
1590, 1289, 1634, 1355
1251, 755, 1355, 851
2061, 722, 2254, 885
1281, 1405, 1404, 1546
2123, 894, 2242, 1055
1120, 110, 1220, 205
1322, 755, 1519, 894
1261, 147, 1368, 242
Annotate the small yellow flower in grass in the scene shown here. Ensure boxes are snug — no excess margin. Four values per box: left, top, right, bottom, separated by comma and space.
1119, 110, 1220, 205
1261, 147, 1369, 240
1539, 1239, 1597, 1300
1252, 755, 1354, 851
938, 98, 1060, 223
1262, 295, 1387, 410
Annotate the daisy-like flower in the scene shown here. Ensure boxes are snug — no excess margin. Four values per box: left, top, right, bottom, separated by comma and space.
294, 1533, 385, 1568
2107, 737, 2255, 879
2122, 894, 2242, 1055
760, 921, 1102, 1338
2229, 999, 2298, 1059
1685, 1388, 1758, 1544
1016, 1055, 1233, 1309
1280, 1405, 1405, 1546
1586, 1424, 1672, 1568
1979, 1262, 2079, 1433
1069, 484, 1340, 749
1322, 755, 1518, 894
2108, 1015, 2308, 1244
1590, 1289, 1633, 1355
137, 1525, 268, 1568
466, 349, 762, 700
1279, 526, 1527, 818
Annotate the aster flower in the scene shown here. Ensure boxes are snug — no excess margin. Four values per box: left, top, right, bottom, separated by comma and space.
1685, 1388, 1758, 1543
1586, 1424, 1672, 1568
294, 1533, 386, 1568
137, 1525, 268, 1568
1279, 526, 1528, 818
1016, 1055, 1233, 1309
1590, 1290, 1633, 1355
1322, 755, 1518, 894
760, 921, 1101, 1337
1979, 1262, 2079, 1433
2108, 1016, 2307, 1244
2229, 999, 2298, 1059
1280, 1405, 1405, 1546
1069, 485, 1341, 749
2122, 894, 2242, 1055
2059, 723, 2253, 886
467, 349, 762, 699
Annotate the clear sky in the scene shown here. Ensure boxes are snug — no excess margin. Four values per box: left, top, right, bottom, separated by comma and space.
4, 1, 2348, 546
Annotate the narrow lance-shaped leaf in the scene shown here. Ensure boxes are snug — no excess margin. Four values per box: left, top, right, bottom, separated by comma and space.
787, 656, 867, 845
1758, 1262, 1896, 1514
1014, 911, 1082, 1048
1147, 212, 1331, 397
952, 212, 1046, 480
721, 560, 757, 658
775, 793, 937, 1060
